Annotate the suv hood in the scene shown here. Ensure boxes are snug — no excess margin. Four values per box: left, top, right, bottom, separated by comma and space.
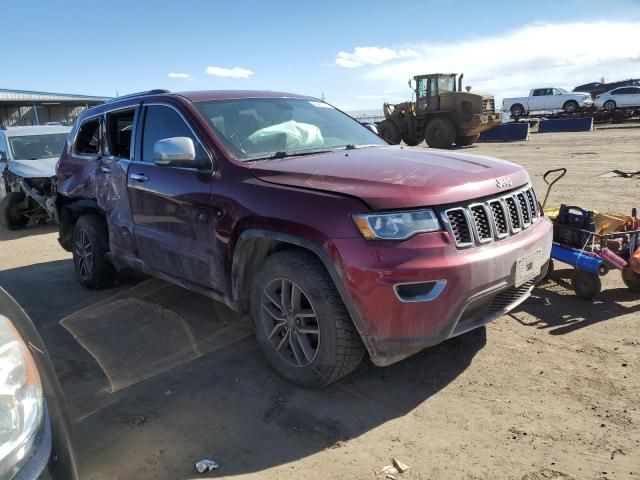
8, 158, 57, 178
250, 146, 530, 210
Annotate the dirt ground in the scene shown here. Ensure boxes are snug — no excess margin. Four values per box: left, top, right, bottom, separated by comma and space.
0, 126, 639, 480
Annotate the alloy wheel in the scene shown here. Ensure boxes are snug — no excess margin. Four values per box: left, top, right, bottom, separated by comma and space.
260, 278, 320, 367
75, 230, 94, 281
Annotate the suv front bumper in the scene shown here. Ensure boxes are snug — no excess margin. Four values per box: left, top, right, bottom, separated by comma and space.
331, 217, 553, 366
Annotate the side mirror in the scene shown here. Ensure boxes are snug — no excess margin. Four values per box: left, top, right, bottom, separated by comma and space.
0, 151, 6, 162
408, 78, 414, 89
153, 137, 205, 168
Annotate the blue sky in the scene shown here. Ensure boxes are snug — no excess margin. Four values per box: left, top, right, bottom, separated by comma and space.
3, 0, 640, 110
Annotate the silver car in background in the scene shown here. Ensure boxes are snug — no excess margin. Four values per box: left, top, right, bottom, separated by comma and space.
0, 125, 70, 230
594, 86, 640, 111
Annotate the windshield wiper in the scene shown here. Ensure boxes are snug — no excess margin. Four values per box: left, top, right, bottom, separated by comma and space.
343, 144, 383, 150
247, 149, 332, 161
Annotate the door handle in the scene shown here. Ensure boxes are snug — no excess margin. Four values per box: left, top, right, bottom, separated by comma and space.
130, 173, 149, 182
100, 165, 111, 173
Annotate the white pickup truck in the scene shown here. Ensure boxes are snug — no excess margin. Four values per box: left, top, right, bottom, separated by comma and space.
503, 88, 593, 118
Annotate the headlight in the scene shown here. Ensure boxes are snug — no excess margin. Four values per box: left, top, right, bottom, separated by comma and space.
0, 314, 43, 477
353, 209, 441, 240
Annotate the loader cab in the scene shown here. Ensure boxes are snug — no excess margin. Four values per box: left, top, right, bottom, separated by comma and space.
414, 73, 459, 112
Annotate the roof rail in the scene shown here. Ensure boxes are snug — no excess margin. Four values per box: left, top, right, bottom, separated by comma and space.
106, 89, 170, 103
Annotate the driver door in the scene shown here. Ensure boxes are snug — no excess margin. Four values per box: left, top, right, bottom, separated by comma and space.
127, 103, 220, 290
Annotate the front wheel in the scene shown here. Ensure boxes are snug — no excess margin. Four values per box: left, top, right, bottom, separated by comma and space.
603, 100, 616, 111
0, 192, 30, 230
424, 117, 456, 149
455, 134, 480, 147
377, 120, 401, 145
251, 250, 365, 388
72, 214, 117, 289
563, 100, 579, 114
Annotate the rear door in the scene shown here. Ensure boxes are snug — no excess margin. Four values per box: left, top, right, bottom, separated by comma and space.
99, 107, 138, 255
127, 102, 219, 290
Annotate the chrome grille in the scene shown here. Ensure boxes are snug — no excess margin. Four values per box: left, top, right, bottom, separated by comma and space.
525, 189, 538, 221
490, 201, 508, 236
516, 192, 531, 226
470, 205, 492, 241
446, 209, 473, 245
505, 197, 521, 230
442, 185, 540, 248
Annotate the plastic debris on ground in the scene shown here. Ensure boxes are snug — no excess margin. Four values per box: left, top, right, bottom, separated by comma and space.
195, 459, 220, 473
392, 458, 410, 473
377, 465, 398, 476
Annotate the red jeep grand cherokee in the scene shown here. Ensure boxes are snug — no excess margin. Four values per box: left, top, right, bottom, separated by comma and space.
56, 90, 552, 387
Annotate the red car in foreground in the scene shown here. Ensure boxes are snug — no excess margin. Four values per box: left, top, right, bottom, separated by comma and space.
56, 90, 552, 387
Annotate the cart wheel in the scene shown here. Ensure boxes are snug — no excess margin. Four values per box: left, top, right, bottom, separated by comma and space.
622, 267, 640, 292
572, 270, 601, 299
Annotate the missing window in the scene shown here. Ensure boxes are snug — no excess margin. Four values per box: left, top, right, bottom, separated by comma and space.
75, 118, 100, 155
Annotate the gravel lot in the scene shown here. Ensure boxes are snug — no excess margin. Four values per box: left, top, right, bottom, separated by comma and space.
0, 125, 638, 480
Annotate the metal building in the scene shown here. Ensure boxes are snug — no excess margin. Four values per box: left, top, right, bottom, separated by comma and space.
0, 89, 110, 127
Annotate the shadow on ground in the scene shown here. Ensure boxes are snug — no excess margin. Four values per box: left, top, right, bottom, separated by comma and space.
0, 222, 59, 241
0, 259, 487, 479
510, 267, 640, 335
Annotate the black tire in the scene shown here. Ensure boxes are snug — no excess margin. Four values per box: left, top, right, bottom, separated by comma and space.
377, 120, 401, 145
510, 104, 525, 118
251, 250, 365, 388
603, 100, 616, 112
563, 100, 579, 114
0, 192, 30, 230
424, 117, 456, 149
72, 214, 117, 289
622, 267, 640, 292
571, 270, 601, 299
455, 134, 479, 147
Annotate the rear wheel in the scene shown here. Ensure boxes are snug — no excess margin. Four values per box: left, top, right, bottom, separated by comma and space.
455, 134, 479, 147
0, 192, 30, 230
622, 267, 640, 292
251, 250, 365, 388
72, 214, 117, 289
563, 100, 579, 114
377, 120, 401, 145
510, 104, 525, 118
424, 117, 456, 149
571, 270, 601, 299
603, 100, 616, 111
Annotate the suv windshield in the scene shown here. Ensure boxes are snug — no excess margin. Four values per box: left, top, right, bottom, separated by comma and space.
8, 134, 68, 160
195, 98, 387, 161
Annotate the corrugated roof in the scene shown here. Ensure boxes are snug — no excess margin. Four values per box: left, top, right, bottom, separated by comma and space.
1, 125, 72, 136
0, 88, 111, 103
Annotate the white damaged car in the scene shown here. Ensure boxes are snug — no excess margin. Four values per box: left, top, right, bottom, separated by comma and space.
0, 125, 70, 230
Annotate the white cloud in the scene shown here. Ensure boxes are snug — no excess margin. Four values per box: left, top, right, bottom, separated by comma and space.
167, 72, 194, 80
358, 21, 640, 105
205, 66, 254, 78
335, 47, 420, 68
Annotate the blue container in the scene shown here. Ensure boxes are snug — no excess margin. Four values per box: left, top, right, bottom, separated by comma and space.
551, 243, 602, 274
538, 117, 593, 133
478, 122, 529, 142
